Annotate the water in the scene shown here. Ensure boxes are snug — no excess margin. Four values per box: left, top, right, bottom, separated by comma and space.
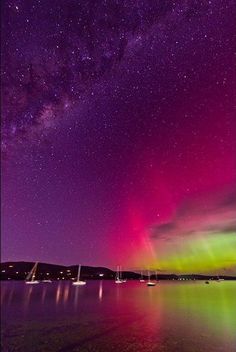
1, 281, 236, 352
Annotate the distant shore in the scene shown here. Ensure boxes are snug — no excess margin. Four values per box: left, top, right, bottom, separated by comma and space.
1, 261, 235, 281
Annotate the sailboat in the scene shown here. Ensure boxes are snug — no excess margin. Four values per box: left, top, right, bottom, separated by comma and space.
115, 265, 123, 283
216, 275, 224, 282
25, 262, 40, 284
120, 266, 127, 282
72, 265, 86, 286
140, 271, 145, 282
147, 271, 156, 286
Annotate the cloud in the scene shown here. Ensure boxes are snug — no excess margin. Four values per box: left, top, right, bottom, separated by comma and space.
151, 188, 236, 241
150, 222, 176, 240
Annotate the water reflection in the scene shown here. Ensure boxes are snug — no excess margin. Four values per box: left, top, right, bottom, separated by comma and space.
98, 280, 103, 301
41, 286, 47, 304
7, 286, 15, 306
23, 285, 32, 312
55, 282, 62, 305
163, 282, 236, 339
63, 284, 70, 304
1, 281, 236, 352
73, 284, 79, 309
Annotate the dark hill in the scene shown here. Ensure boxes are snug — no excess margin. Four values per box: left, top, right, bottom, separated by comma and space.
0, 262, 235, 281
0, 262, 115, 281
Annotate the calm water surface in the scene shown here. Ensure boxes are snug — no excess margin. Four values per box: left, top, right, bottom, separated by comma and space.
1, 281, 236, 352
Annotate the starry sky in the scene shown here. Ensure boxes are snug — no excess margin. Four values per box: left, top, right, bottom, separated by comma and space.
1, 0, 236, 274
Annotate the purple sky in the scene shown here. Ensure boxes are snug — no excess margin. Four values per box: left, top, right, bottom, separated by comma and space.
1, 1, 236, 272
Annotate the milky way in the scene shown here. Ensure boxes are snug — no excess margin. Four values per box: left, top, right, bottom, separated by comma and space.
2, 1, 236, 273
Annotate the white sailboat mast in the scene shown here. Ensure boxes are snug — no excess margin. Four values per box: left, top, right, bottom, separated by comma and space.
26, 262, 38, 281
116, 265, 120, 280
32, 262, 38, 281
77, 265, 81, 281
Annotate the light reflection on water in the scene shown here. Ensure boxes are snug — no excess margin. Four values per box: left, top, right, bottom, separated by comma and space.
41, 286, 47, 304
1, 281, 236, 352
98, 280, 103, 301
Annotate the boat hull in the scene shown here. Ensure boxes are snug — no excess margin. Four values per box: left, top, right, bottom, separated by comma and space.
147, 282, 156, 286
72, 281, 86, 286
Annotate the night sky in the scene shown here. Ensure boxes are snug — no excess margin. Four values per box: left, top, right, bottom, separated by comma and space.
2, 1, 236, 274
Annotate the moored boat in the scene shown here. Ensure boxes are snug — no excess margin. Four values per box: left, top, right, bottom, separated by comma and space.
147, 271, 156, 286
25, 262, 40, 284
72, 265, 86, 285
115, 265, 123, 283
